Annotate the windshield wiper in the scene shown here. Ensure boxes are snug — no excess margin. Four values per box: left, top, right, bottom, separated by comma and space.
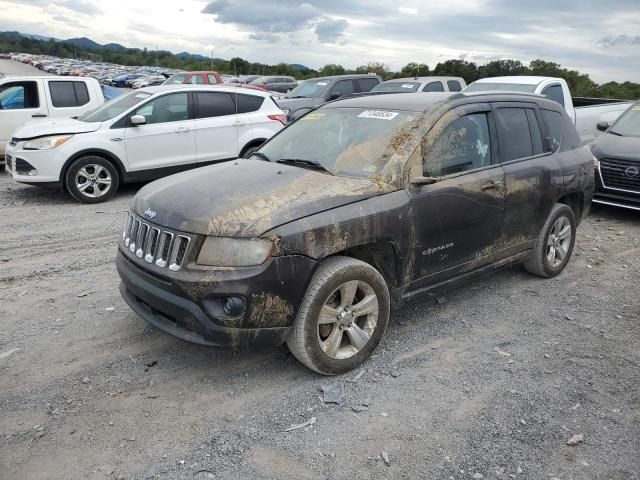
608, 130, 623, 137
249, 151, 271, 162
275, 158, 333, 174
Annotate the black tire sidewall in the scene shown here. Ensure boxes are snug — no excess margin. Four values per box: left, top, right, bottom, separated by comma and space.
65, 156, 119, 204
541, 205, 576, 277
301, 264, 390, 375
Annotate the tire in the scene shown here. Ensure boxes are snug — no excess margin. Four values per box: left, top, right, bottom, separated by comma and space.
65, 155, 119, 204
286, 256, 390, 375
524, 203, 576, 278
241, 144, 262, 159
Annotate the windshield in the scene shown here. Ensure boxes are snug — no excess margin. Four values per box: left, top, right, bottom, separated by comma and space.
609, 103, 640, 137
464, 82, 538, 93
163, 74, 186, 85
78, 91, 151, 122
286, 79, 330, 98
259, 107, 417, 177
372, 82, 421, 93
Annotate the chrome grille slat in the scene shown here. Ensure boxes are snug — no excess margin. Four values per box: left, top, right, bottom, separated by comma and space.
121, 212, 191, 272
600, 158, 640, 193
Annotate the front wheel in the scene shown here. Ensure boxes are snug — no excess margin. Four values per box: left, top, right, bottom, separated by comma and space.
287, 256, 390, 375
65, 156, 119, 204
524, 203, 576, 278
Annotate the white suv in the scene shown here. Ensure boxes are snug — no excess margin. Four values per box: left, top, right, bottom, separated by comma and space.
4, 85, 287, 203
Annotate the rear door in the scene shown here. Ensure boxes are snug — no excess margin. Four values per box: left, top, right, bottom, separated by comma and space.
409, 103, 506, 284
0, 79, 47, 146
193, 91, 240, 164
123, 92, 197, 171
492, 102, 563, 250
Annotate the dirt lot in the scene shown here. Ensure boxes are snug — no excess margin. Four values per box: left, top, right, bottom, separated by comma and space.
0, 170, 638, 480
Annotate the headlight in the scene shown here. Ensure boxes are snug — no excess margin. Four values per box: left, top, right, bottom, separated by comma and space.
197, 237, 273, 267
24, 134, 74, 150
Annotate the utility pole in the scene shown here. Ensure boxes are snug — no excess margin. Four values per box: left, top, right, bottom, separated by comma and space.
210, 49, 213, 71
155, 44, 159, 67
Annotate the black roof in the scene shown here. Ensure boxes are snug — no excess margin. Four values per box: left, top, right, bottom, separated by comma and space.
324, 91, 565, 113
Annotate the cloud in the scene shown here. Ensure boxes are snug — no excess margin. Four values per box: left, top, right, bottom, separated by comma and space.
7, 0, 102, 15
202, 0, 321, 33
249, 32, 280, 43
596, 34, 640, 48
315, 18, 348, 43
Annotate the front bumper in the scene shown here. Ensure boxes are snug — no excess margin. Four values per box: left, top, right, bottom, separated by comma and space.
117, 249, 318, 349
5, 142, 66, 185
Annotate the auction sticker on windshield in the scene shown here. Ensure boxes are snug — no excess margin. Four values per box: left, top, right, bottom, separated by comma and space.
358, 110, 399, 120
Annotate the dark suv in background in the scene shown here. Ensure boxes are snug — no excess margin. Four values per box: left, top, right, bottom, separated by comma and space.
276, 74, 383, 120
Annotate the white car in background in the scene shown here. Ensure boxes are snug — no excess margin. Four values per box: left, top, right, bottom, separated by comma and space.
5, 85, 287, 203
464, 76, 633, 143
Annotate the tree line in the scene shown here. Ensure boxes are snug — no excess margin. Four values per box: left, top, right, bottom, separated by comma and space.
1, 32, 638, 100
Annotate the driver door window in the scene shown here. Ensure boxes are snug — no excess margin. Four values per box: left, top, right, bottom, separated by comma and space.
328, 80, 354, 99
133, 93, 189, 125
423, 113, 492, 176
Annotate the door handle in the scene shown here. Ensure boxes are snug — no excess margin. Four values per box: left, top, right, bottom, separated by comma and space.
175, 127, 189, 134
480, 180, 503, 191
233, 121, 246, 126
32, 114, 47, 118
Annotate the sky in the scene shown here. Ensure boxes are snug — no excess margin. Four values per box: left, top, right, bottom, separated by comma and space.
0, 0, 639, 83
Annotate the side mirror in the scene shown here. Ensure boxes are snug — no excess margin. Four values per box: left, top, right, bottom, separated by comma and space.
411, 176, 439, 186
130, 114, 146, 126
327, 93, 341, 101
596, 121, 610, 132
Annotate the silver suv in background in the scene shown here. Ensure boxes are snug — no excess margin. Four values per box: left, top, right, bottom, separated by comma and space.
371, 76, 466, 93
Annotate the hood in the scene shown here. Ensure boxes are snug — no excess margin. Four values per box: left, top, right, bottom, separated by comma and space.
592, 133, 640, 161
133, 159, 383, 237
13, 118, 102, 140
276, 97, 323, 112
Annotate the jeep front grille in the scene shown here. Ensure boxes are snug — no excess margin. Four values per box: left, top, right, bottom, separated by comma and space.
122, 212, 191, 271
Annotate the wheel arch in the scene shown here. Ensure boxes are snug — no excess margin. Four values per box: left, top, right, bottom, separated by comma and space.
239, 138, 267, 158
557, 192, 584, 224
60, 149, 126, 186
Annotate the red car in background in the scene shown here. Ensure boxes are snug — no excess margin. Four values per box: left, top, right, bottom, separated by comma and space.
163, 71, 223, 85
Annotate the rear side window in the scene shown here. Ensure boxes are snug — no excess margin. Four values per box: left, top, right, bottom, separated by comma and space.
0, 81, 39, 109
541, 84, 564, 107
190, 75, 205, 85
236, 94, 264, 113
423, 81, 445, 92
494, 107, 533, 161
447, 80, 462, 92
207, 74, 219, 85
195, 92, 235, 118
49, 81, 90, 108
357, 78, 380, 92
541, 109, 564, 151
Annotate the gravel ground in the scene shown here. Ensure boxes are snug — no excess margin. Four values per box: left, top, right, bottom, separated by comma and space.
0, 171, 638, 480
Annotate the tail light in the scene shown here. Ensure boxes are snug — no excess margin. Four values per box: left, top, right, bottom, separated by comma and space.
268, 114, 287, 125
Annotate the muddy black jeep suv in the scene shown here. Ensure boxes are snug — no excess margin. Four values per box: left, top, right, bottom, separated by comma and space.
117, 92, 595, 374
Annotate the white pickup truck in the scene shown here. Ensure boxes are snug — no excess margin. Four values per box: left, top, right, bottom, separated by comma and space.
0, 76, 104, 159
464, 76, 633, 143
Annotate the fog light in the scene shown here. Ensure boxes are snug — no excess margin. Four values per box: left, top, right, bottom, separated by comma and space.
223, 297, 245, 317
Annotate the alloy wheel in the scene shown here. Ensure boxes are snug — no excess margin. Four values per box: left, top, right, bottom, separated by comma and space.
317, 280, 379, 360
75, 164, 113, 198
546, 215, 572, 268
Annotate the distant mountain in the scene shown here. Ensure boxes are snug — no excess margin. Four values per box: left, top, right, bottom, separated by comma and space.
290, 63, 311, 72
64, 37, 102, 49
176, 51, 210, 61
103, 42, 128, 51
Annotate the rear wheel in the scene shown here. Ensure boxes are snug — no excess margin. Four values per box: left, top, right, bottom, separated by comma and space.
524, 203, 576, 278
65, 156, 119, 204
287, 256, 390, 375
